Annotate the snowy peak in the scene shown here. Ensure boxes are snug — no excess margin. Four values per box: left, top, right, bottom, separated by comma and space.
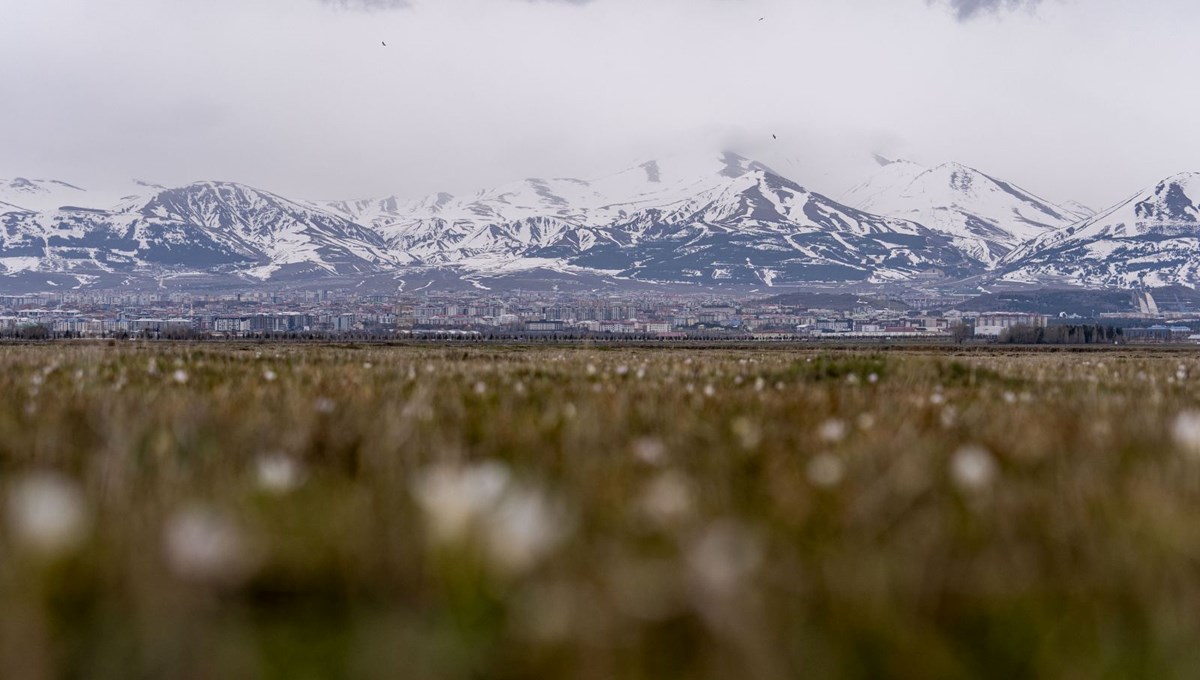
1132, 172, 1200, 223
844, 158, 927, 208
845, 159, 1081, 267
1001, 172, 1200, 288
0, 176, 166, 212
0, 177, 89, 212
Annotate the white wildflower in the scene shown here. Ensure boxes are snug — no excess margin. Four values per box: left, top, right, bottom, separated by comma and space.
806, 454, 845, 488
638, 471, 694, 526
473, 381, 488, 395
262, 369, 277, 382
314, 397, 336, 414
632, 437, 668, 466
410, 462, 511, 545
172, 369, 189, 384
951, 445, 998, 491
7, 473, 89, 556
485, 487, 571, 575
411, 463, 570, 575
940, 406, 958, 429
163, 506, 251, 585
255, 454, 304, 495
731, 417, 762, 450
1172, 411, 1200, 457
818, 419, 847, 444
686, 521, 762, 597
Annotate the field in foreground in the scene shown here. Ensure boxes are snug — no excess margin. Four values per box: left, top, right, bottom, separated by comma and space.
3, 344, 1200, 679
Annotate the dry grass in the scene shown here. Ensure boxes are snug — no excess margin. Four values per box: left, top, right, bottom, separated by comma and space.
2, 343, 1200, 679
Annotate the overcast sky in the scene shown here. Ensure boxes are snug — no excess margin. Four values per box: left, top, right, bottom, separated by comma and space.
0, 0, 1195, 208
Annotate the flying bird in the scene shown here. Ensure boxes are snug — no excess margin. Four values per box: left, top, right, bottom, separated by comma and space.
772, 134, 778, 140
382, 41, 387, 47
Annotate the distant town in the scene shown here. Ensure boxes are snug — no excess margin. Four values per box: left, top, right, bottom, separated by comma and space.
1, 286, 1198, 344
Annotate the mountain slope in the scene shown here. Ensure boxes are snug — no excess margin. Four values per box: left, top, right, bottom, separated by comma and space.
0, 182, 402, 281
331, 152, 977, 285
1000, 172, 1200, 288
845, 160, 1081, 267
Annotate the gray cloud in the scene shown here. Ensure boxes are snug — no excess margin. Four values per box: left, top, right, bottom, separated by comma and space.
938, 0, 1044, 21
319, 0, 410, 10
1, 0, 1195, 211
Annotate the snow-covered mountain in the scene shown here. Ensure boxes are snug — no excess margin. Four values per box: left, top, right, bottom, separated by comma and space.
1061, 200, 1097, 221
0, 182, 398, 282
0, 177, 164, 213
1000, 173, 1200, 288
2, 155, 1199, 292
318, 152, 973, 284
845, 159, 1082, 267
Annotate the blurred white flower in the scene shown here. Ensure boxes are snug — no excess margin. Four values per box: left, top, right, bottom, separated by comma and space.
930, 392, 946, 406
615, 365, 629, 376
314, 397, 336, 414
163, 506, 251, 585
856, 413, 876, 431
818, 419, 847, 443
940, 406, 958, 429
172, 369, 189, 384
262, 369, 277, 382
411, 462, 511, 545
686, 520, 763, 597
1172, 411, 1200, 457
951, 445, 998, 491
7, 472, 89, 556
703, 384, 716, 397
363, 362, 374, 370
632, 437, 667, 466
255, 454, 305, 495
806, 454, 845, 488
731, 417, 762, 450
867, 373, 879, 384
474, 381, 488, 395
638, 471, 695, 526
411, 462, 571, 575
485, 487, 572, 575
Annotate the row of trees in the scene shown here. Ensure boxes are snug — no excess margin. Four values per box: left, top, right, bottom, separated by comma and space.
998, 324, 1124, 345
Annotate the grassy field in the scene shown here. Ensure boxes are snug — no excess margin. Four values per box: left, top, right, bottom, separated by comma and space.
3, 343, 1200, 679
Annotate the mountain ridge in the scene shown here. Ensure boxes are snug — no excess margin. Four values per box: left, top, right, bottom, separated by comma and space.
2, 156, 1198, 291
